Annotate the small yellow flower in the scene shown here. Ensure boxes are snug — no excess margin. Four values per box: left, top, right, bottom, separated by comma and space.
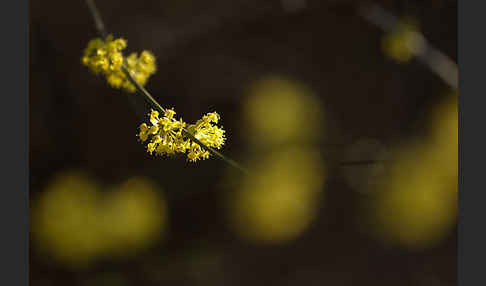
147, 142, 157, 154
139, 108, 188, 156
187, 142, 210, 162
149, 125, 159, 135
150, 110, 159, 125
164, 109, 176, 120
138, 123, 150, 142
187, 149, 199, 162
189, 112, 226, 149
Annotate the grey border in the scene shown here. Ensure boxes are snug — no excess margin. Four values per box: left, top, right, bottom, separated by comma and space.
0, 0, 28, 284
0, 0, 466, 285
458, 1, 485, 285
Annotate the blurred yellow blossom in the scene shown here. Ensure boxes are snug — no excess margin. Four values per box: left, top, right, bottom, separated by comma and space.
226, 76, 326, 243
369, 145, 457, 248
227, 148, 325, 243
82, 35, 156, 92
381, 19, 425, 63
102, 177, 167, 256
30, 171, 106, 266
367, 96, 457, 249
244, 76, 323, 146
31, 172, 168, 267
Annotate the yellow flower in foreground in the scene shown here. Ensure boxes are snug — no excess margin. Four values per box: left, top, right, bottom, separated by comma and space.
244, 77, 323, 146
30, 172, 104, 266
367, 96, 457, 249
31, 172, 168, 267
369, 145, 457, 249
138, 109, 225, 162
227, 148, 326, 244
103, 177, 167, 256
82, 35, 156, 92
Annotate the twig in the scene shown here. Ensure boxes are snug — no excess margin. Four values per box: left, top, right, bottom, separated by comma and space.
84, 0, 249, 174
85, 0, 107, 38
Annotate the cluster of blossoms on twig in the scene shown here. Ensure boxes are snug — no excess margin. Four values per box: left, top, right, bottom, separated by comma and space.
81, 35, 227, 163
138, 109, 226, 162
81, 35, 156, 92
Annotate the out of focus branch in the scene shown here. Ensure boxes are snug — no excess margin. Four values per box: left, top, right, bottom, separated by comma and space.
358, 3, 458, 90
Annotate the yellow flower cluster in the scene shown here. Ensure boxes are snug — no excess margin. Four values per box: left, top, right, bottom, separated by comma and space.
187, 112, 226, 160
82, 35, 156, 92
138, 109, 225, 162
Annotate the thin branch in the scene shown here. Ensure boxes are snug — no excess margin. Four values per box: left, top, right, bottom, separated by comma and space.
120, 65, 166, 113
85, 0, 107, 38
84, 0, 249, 174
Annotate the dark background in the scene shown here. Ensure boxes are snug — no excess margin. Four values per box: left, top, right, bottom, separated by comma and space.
29, 0, 457, 285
